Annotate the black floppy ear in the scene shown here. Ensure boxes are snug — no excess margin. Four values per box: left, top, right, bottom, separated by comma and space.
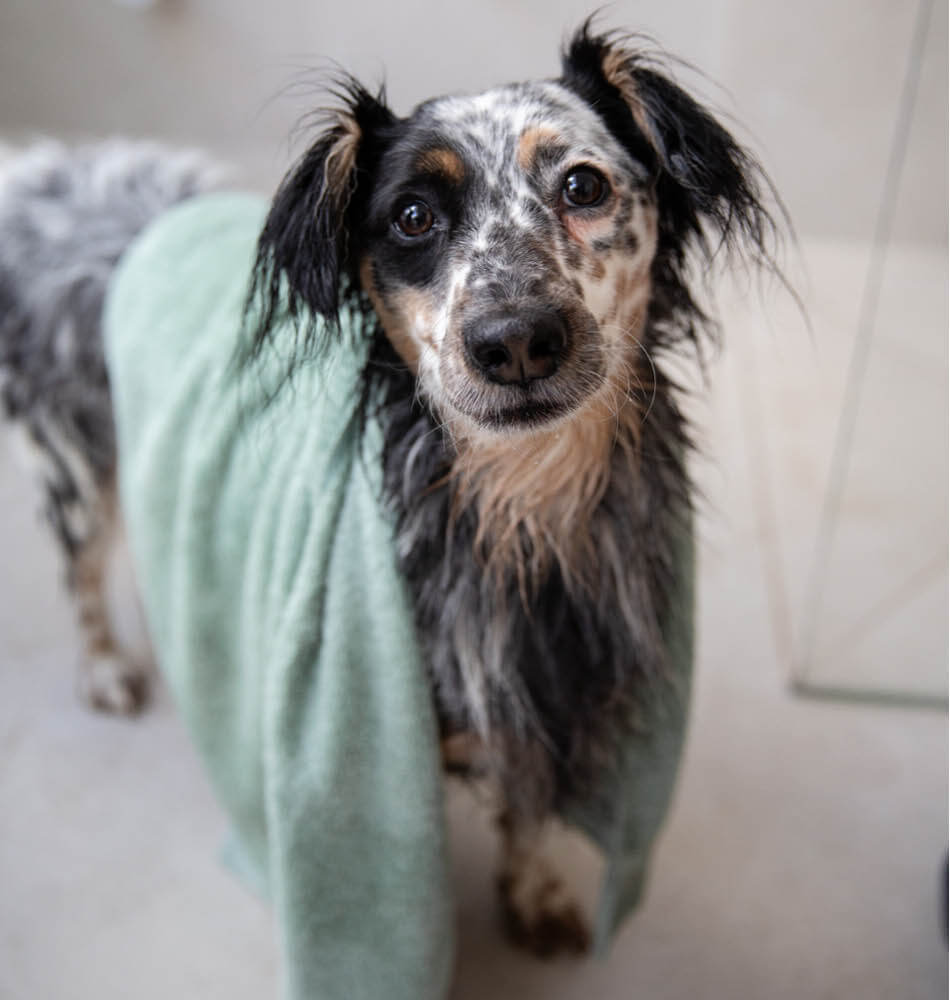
561, 23, 777, 263
245, 79, 396, 358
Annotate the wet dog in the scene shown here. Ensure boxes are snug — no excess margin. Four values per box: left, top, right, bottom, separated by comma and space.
0, 22, 781, 954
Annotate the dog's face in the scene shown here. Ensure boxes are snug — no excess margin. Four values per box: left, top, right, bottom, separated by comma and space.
250, 24, 775, 441
358, 82, 657, 433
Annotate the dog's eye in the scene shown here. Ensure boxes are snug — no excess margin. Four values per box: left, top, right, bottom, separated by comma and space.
394, 201, 435, 237
562, 167, 608, 208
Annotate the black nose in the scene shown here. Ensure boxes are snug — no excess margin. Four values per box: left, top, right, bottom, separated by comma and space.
463, 309, 569, 386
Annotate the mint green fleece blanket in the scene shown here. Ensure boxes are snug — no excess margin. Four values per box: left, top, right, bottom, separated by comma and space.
104, 193, 693, 998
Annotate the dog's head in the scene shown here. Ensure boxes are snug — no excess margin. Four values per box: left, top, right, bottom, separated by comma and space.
248, 24, 778, 438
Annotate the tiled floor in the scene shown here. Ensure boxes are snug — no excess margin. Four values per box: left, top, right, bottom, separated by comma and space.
0, 240, 946, 998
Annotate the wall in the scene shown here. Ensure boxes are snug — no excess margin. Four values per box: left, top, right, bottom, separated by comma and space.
0, 0, 946, 696
0, 0, 946, 244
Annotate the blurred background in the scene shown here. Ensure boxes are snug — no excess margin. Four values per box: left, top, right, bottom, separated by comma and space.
0, 1, 946, 998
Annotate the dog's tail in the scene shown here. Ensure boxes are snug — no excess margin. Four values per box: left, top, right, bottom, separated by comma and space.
0, 140, 221, 553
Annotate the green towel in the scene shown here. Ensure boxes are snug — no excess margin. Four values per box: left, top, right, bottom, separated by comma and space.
103, 192, 693, 998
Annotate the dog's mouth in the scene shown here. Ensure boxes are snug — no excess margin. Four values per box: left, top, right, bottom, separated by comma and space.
462, 396, 571, 430
445, 366, 604, 432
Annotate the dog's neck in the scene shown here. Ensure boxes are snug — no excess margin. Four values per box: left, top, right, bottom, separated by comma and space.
376, 329, 687, 806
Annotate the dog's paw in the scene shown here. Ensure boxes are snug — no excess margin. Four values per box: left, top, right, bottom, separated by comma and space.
498, 867, 591, 958
78, 653, 150, 715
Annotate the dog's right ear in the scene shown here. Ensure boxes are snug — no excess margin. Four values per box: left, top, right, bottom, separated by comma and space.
245, 79, 396, 358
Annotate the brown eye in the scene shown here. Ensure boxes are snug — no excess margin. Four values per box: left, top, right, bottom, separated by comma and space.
562, 167, 608, 208
395, 201, 434, 237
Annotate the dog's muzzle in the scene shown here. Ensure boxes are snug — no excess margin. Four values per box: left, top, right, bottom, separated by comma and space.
462, 307, 570, 387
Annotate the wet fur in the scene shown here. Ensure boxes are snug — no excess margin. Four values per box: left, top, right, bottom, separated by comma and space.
247, 25, 780, 819
0, 140, 220, 710
0, 23, 782, 954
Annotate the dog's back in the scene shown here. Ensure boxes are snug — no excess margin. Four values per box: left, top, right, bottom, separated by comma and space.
0, 141, 218, 482
0, 140, 217, 710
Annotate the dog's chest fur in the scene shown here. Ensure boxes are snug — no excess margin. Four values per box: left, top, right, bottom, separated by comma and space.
240, 23, 782, 820
376, 348, 689, 814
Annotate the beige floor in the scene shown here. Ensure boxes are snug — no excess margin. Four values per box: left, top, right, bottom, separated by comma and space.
0, 241, 946, 999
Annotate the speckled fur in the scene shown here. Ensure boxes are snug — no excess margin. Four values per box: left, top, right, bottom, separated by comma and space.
246, 25, 782, 950
249, 30, 780, 805
0, 140, 221, 710
0, 23, 783, 956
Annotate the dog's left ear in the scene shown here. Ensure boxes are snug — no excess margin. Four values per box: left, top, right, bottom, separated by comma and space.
561, 24, 776, 259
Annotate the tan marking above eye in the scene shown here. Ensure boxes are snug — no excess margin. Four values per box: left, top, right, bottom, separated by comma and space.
415, 147, 465, 184
516, 126, 563, 172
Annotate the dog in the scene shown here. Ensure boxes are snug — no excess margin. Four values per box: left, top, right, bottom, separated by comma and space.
0, 22, 781, 959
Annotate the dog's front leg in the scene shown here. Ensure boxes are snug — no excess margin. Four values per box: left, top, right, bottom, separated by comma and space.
495, 806, 591, 958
